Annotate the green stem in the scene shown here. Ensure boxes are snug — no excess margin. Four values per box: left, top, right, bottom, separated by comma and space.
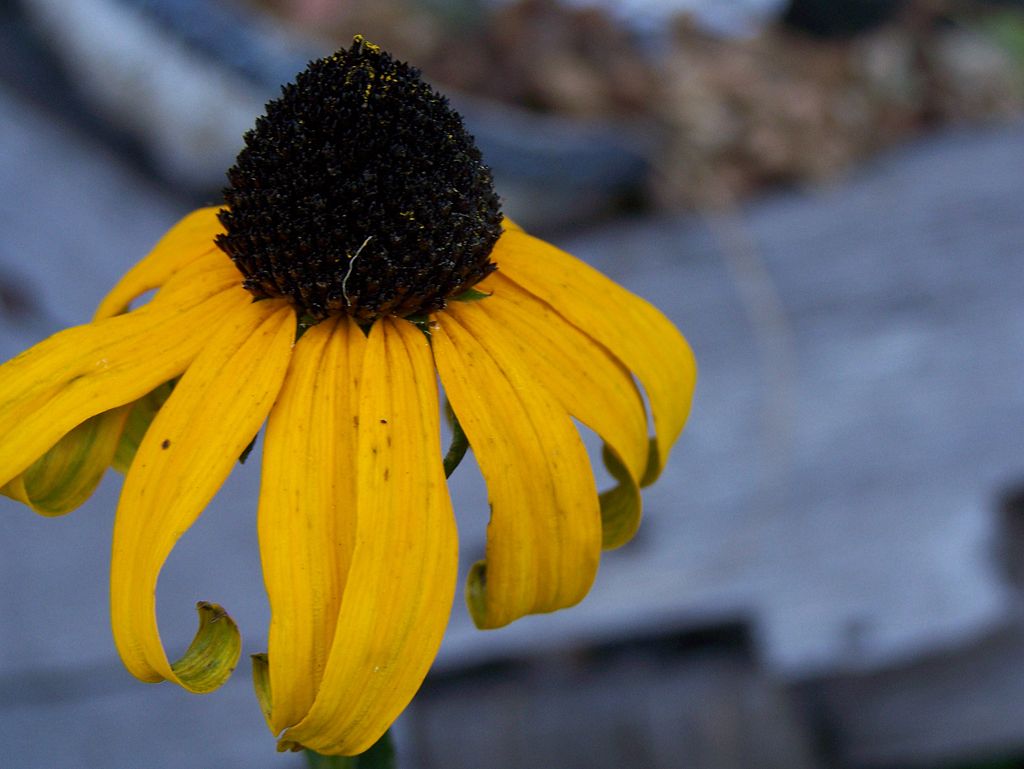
303, 729, 395, 768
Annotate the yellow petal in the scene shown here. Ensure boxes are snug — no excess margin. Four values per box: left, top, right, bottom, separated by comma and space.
0, 284, 248, 489
257, 316, 365, 733
93, 207, 225, 319
281, 318, 457, 755
108, 260, 244, 474
110, 299, 294, 692
432, 302, 602, 630
474, 273, 648, 548
1, 405, 129, 516
250, 653, 275, 733
147, 252, 243, 311
112, 381, 176, 474
494, 228, 697, 483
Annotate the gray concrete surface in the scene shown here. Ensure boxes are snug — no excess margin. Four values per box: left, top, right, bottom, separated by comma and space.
2, 75, 1024, 766
799, 624, 1024, 767
409, 631, 821, 769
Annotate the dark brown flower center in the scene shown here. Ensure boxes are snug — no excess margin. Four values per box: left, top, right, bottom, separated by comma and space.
215, 36, 502, 323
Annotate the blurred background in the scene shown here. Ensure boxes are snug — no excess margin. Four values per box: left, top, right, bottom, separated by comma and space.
1, 0, 1023, 766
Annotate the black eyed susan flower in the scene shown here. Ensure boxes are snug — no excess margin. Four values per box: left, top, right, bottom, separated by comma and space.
0, 37, 696, 756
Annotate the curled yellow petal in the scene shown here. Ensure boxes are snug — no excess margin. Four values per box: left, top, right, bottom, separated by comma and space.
110, 298, 294, 692
596, 445, 643, 549
1, 405, 129, 516
94, 207, 225, 319
251, 653, 275, 733
258, 316, 365, 733
433, 301, 602, 630
169, 602, 243, 693
494, 228, 697, 483
473, 273, 648, 548
281, 318, 457, 755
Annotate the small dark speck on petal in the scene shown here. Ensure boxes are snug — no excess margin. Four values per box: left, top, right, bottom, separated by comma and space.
383, 468, 390, 481
161, 439, 171, 449
380, 419, 388, 424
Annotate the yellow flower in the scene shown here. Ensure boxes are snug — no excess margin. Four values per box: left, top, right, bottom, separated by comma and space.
0, 38, 695, 755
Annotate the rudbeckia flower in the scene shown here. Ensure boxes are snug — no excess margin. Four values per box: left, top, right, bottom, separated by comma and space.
0, 37, 695, 756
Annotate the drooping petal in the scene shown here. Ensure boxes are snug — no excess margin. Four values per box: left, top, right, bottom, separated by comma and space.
257, 316, 365, 733
493, 228, 697, 483
0, 283, 247, 489
473, 273, 648, 548
432, 301, 602, 630
1, 406, 129, 516
281, 318, 457, 755
94, 207, 225, 320
112, 381, 176, 474
110, 298, 294, 692
105, 260, 246, 477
